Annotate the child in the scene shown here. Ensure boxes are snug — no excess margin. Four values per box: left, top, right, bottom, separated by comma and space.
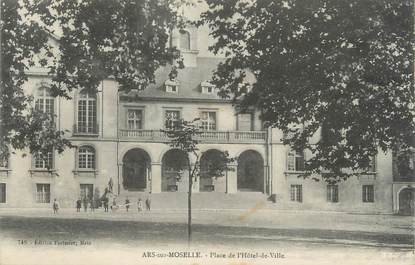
125, 197, 130, 212
145, 197, 151, 211
137, 198, 143, 212
53, 198, 59, 214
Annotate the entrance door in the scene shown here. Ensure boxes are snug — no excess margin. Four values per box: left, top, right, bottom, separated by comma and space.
237, 150, 264, 192
399, 187, 415, 216
80, 184, 93, 200
122, 148, 151, 191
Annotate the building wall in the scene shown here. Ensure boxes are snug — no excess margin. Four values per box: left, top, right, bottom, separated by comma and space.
119, 100, 263, 132
268, 127, 394, 214
0, 28, 401, 214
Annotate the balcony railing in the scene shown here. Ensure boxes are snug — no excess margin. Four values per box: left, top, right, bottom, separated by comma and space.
73, 124, 99, 136
119, 129, 267, 143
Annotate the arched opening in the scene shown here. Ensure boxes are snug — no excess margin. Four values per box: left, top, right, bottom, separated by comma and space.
237, 150, 264, 192
162, 149, 188, 192
122, 148, 151, 191
398, 187, 415, 216
200, 149, 227, 192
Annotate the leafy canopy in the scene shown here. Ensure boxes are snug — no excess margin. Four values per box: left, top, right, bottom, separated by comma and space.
1, 0, 72, 162
28, 0, 185, 98
1, 0, 186, 160
200, 0, 414, 183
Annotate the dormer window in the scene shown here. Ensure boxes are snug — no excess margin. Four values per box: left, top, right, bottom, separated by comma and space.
237, 83, 252, 94
201, 81, 216, 95
165, 80, 179, 93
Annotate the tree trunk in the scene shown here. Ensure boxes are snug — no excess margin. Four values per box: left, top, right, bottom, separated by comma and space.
187, 164, 193, 245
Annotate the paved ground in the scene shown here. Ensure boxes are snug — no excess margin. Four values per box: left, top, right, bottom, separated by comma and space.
0, 208, 413, 265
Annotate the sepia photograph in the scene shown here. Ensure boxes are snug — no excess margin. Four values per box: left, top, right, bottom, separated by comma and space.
0, 0, 413, 264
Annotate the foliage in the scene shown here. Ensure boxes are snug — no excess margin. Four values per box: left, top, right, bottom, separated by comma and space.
200, 0, 414, 183
1, 0, 187, 161
28, 0, 185, 98
0, 0, 72, 162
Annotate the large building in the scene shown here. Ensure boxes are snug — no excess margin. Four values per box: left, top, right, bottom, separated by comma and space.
0, 27, 413, 215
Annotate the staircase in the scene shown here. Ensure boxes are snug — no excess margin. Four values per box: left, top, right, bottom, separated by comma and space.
114, 191, 272, 210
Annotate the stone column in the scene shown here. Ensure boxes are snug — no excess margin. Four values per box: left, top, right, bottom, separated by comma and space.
117, 163, 123, 195
151, 162, 162, 193
214, 175, 226, 193
226, 163, 238, 194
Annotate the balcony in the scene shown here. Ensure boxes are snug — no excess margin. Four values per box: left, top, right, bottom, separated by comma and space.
73, 124, 99, 137
119, 129, 267, 144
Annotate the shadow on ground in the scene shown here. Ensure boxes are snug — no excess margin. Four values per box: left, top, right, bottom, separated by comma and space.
0, 216, 413, 249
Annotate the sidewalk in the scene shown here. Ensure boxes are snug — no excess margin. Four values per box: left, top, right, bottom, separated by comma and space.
0, 207, 413, 235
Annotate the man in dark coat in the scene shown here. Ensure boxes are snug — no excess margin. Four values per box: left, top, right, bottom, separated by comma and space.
76, 198, 82, 212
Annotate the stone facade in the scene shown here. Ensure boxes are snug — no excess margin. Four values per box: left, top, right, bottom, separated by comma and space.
0, 28, 412, 215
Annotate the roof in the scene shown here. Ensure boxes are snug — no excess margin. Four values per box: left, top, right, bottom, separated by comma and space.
121, 57, 229, 102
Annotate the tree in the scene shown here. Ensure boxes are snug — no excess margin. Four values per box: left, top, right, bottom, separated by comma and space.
0, 0, 72, 164
199, 0, 414, 183
1, 0, 186, 160
162, 118, 233, 244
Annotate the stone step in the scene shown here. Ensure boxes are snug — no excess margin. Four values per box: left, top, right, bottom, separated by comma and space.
113, 191, 272, 210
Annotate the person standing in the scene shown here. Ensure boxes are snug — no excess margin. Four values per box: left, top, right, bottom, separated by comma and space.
125, 197, 130, 212
103, 197, 109, 212
137, 198, 143, 212
145, 197, 151, 211
76, 198, 82, 212
111, 197, 117, 211
82, 196, 88, 212
89, 198, 95, 212
53, 198, 59, 214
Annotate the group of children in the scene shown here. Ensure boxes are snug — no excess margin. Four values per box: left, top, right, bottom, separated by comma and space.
122, 197, 151, 212
75, 196, 98, 212
72, 196, 151, 213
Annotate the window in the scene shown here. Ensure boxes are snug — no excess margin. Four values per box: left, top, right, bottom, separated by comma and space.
77, 90, 97, 134
34, 150, 54, 169
327, 185, 339, 203
78, 146, 96, 169
0, 147, 9, 168
80, 184, 93, 200
35, 87, 54, 117
36, 184, 50, 203
165, 80, 179, 93
165, 110, 181, 129
201, 82, 216, 94
200, 111, 216, 131
287, 150, 305, 171
179, 30, 190, 50
362, 185, 374, 203
0, 183, 6, 203
237, 113, 253, 131
368, 156, 376, 172
290, 185, 302, 202
166, 85, 178, 93
202, 86, 214, 94
127, 109, 143, 129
